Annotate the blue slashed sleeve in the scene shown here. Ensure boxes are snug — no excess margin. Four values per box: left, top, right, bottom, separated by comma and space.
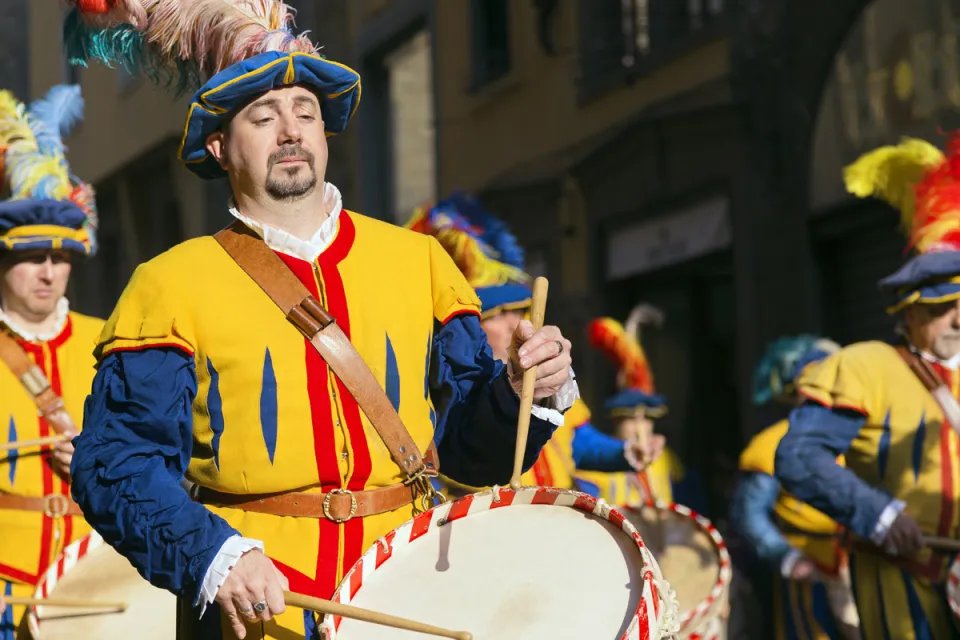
430, 313, 557, 486
775, 402, 891, 539
730, 472, 792, 566
571, 424, 633, 472
70, 347, 237, 604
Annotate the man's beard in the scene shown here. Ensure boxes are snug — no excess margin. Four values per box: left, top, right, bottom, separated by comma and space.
265, 145, 317, 201
932, 332, 960, 360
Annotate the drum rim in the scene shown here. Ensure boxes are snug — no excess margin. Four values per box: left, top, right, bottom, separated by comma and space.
947, 552, 960, 619
27, 531, 106, 639
621, 501, 732, 635
319, 485, 673, 640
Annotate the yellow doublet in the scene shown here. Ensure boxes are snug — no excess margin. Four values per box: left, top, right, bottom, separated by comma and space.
798, 341, 960, 542
574, 448, 680, 506
98, 212, 479, 638
0, 313, 101, 630
739, 420, 844, 574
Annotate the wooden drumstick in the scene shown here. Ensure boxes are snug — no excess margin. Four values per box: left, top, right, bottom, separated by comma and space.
0, 434, 69, 453
6, 596, 127, 611
509, 277, 549, 492
923, 535, 960, 552
284, 591, 472, 640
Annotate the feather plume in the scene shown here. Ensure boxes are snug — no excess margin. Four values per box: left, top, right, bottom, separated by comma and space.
0, 91, 35, 156
907, 132, 960, 253
65, 0, 316, 92
442, 191, 526, 269
843, 137, 945, 235
752, 335, 840, 405
28, 85, 84, 155
624, 303, 664, 340
588, 317, 655, 394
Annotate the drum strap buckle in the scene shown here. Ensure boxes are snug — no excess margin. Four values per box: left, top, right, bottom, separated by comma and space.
43, 494, 69, 519
322, 488, 358, 524
405, 466, 445, 514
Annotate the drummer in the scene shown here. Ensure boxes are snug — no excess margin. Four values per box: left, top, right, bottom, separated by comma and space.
574, 310, 706, 510
731, 335, 859, 639
406, 193, 662, 496
0, 85, 103, 638
65, 3, 577, 639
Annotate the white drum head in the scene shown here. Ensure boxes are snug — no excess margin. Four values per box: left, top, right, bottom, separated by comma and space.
323, 487, 671, 640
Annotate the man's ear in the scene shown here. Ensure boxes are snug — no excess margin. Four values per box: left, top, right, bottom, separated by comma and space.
206, 131, 228, 169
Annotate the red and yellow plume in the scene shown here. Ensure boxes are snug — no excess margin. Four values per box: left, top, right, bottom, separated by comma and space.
843, 135, 960, 252
587, 304, 663, 394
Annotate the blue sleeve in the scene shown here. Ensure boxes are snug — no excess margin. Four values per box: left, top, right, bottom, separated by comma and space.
571, 423, 633, 472
775, 401, 891, 539
430, 314, 557, 487
70, 348, 239, 604
730, 472, 792, 567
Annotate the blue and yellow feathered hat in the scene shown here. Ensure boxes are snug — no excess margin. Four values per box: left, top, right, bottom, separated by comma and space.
844, 135, 960, 313
406, 191, 533, 319
63, 0, 361, 180
587, 304, 668, 419
752, 335, 840, 405
0, 84, 98, 256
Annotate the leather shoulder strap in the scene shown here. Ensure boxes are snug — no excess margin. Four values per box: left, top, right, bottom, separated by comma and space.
213, 221, 434, 480
0, 328, 76, 435
895, 345, 960, 433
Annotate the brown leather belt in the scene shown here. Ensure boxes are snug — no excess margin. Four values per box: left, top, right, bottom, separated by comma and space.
0, 493, 84, 518
195, 482, 424, 522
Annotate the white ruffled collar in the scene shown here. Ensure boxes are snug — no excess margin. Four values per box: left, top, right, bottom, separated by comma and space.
0, 297, 70, 342
228, 182, 343, 263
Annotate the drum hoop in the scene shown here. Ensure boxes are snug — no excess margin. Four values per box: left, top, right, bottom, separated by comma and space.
319, 486, 677, 640
621, 501, 732, 635
947, 553, 960, 619
27, 531, 106, 639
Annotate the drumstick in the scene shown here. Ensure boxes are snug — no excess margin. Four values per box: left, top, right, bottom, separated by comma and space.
284, 591, 472, 640
923, 535, 960, 552
6, 596, 127, 611
509, 277, 549, 492
0, 434, 69, 453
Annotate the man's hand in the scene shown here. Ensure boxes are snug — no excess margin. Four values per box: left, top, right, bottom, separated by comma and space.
883, 512, 924, 557
51, 433, 74, 481
789, 557, 817, 582
216, 549, 288, 639
626, 434, 665, 471
509, 321, 572, 399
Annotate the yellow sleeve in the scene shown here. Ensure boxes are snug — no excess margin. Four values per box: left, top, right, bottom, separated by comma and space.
795, 345, 873, 414
428, 236, 482, 323
95, 260, 197, 360
564, 399, 592, 428
738, 420, 789, 475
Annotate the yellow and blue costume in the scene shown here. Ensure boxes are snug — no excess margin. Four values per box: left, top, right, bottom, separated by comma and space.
64, 5, 560, 639
408, 194, 639, 495
732, 336, 853, 640
777, 136, 960, 639
0, 84, 102, 638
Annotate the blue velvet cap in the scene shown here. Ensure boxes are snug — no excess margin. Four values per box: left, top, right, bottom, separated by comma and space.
477, 282, 533, 319
605, 388, 668, 418
0, 198, 92, 255
878, 251, 960, 312
179, 51, 361, 179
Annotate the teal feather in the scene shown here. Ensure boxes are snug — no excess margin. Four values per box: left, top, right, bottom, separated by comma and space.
752, 335, 838, 405
28, 85, 83, 155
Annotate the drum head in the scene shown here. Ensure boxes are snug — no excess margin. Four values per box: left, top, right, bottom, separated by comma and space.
31, 535, 175, 640
325, 488, 667, 639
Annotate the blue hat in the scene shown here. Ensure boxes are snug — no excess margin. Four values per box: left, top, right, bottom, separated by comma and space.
63, 2, 361, 180
605, 388, 668, 419
753, 335, 840, 405
878, 251, 960, 313
0, 84, 97, 256
406, 191, 532, 319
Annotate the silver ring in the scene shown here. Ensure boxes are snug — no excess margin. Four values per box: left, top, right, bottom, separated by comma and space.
253, 601, 268, 614
555, 340, 564, 355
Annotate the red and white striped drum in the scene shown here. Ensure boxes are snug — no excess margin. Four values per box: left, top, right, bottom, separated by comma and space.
27, 532, 176, 640
320, 486, 680, 639
622, 503, 731, 640
947, 554, 960, 620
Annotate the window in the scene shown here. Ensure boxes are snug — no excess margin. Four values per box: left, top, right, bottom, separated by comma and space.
470, 0, 511, 89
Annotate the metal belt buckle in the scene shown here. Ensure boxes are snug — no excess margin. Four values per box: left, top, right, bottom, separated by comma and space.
43, 494, 69, 519
322, 488, 357, 524
405, 467, 445, 514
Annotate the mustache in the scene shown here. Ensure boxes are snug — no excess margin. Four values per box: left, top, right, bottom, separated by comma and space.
268, 145, 315, 168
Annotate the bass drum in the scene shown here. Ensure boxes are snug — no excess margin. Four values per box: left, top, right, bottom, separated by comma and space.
27, 532, 176, 639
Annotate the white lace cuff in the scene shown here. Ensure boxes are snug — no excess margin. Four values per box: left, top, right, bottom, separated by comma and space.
779, 549, 803, 578
871, 499, 906, 545
198, 535, 264, 617
623, 440, 645, 472
507, 365, 581, 426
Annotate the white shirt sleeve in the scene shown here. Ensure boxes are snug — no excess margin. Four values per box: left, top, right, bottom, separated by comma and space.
198, 535, 265, 617
508, 364, 580, 426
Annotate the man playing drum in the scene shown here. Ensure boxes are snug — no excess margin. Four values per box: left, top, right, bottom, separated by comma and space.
65, 3, 576, 639
406, 194, 659, 495
733, 335, 859, 639
0, 84, 103, 638
777, 136, 960, 639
